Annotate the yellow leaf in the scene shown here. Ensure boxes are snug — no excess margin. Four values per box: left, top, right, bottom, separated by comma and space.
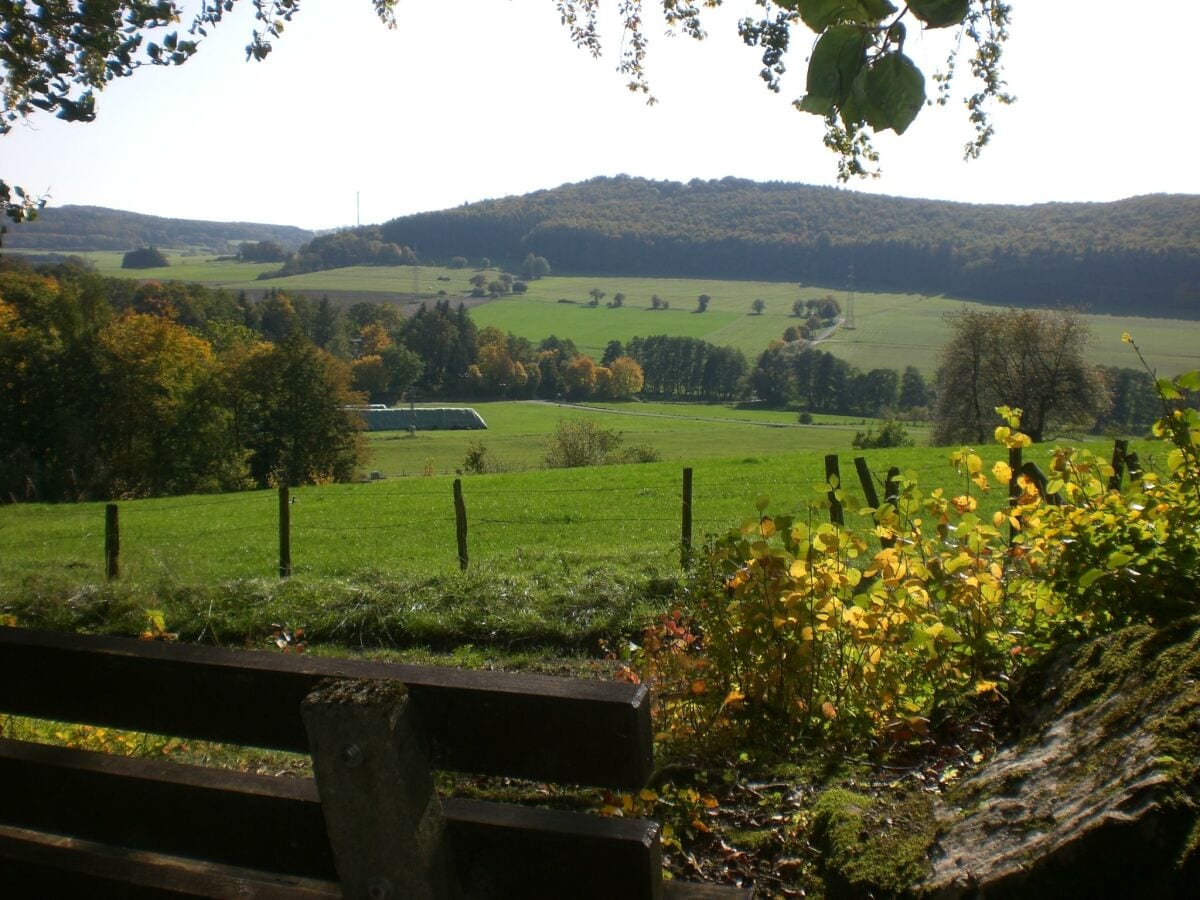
975, 679, 999, 694
800, 626, 814, 641
992, 461, 1012, 484
721, 689, 746, 709
639, 789, 658, 803
821, 701, 837, 719
967, 453, 983, 474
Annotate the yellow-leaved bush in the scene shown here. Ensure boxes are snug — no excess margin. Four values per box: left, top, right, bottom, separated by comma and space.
629, 372, 1200, 755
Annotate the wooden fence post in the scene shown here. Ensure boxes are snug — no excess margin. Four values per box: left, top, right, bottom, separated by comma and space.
453, 479, 469, 571
853, 456, 893, 549
278, 484, 291, 579
302, 679, 454, 900
1020, 461, 1064, 506
104, 503, 120, 581
1108, 439, 1128, 491
1008, 446, 1023, 545
681, 467, 693, 570
1125, 450, 1142, 483
884, 467, 900, 507
825, 454, 843, 527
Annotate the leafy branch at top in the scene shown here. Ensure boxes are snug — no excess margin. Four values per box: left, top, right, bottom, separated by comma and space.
555, 1, 1014, 180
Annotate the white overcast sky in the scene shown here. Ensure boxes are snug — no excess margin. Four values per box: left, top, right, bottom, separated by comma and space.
3, 1, 1197, 231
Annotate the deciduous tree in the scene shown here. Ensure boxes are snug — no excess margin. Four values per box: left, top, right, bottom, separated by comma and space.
231, 333, 366, 486
932, 309, 1109, 444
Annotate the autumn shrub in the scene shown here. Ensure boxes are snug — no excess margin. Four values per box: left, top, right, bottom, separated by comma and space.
630, 363, 1200, 757
1022, 362, 1200, 629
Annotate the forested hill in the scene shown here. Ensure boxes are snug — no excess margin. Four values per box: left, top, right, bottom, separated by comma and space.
381, 177, 1200, 318
4, 205, 313, 253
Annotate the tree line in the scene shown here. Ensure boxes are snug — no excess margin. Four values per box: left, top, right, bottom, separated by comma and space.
0, 262, 364, 502
380, 176, 1200, 318
0, 258, 655, 500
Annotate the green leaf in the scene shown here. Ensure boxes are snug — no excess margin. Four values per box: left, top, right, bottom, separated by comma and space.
1156, 378, 1182, 400
755, 494, 770, 512
908, 0, 970, 28
789, 0, 897, 31
862, 51, 925, 134
1079, 568, 1105, 589
1175, 370, 1200, 392
1106, 550, 1134, 568
804, 25, 870, 109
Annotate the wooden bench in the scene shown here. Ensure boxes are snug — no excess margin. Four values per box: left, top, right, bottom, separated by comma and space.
0, 626, 750, 898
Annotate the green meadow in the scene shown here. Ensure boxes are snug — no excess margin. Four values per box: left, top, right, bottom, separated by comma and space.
0, 439, 1117, 592
365, 400, 900, 476
29, 254, 1200, 376
471, 279, 1200, 377
0, 383, 1154, 595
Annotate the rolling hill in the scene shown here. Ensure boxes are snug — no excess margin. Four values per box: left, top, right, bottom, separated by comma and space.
380, 176, 1200, 318
3, 205, 313, 254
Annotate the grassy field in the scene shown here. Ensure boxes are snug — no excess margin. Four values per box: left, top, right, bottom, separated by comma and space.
472, 280, 1200, 377
366, 400, 902, 476
0, 426, 1152, 594
25, 253, 1200, 376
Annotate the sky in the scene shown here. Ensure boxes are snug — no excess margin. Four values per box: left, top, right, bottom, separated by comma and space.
3, 1, 1197, 231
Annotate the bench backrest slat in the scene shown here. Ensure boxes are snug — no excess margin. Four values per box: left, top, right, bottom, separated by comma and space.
0, 626, 653, 789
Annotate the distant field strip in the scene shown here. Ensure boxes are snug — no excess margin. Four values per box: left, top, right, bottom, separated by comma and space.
50, 256, 1200, 376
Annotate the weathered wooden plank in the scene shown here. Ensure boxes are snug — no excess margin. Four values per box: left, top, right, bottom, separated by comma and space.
442, 798, 663, 900
0, 739, 669, 897
0, 626, 653, 788
0, 738, 337, 879
0, 824, 341, 899
302, 680, 454, 899
664, 882, 755, 899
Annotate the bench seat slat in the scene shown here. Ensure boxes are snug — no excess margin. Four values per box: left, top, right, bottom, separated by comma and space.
0, 738, 667, 897
0, 626, 653, 789
0, 824, 341, 899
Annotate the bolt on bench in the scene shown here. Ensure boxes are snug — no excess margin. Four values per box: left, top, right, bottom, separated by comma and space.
0, 627, 751, 898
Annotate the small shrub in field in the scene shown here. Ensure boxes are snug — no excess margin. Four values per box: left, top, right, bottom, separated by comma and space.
852, 419, 913, 449
544, 420, 623, 468
619, 443, 661, 464
462, 440, 495, 474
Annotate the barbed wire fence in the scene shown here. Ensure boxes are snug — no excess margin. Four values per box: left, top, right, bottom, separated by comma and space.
0, 443, 1139, 584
